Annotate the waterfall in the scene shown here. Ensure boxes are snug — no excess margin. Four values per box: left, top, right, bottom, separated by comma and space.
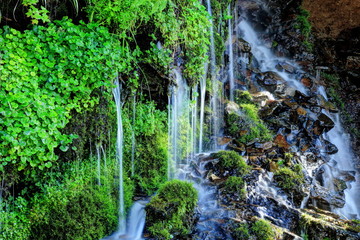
131, 93, 136, 176
112, 79, 126, 232
96, 144, 101, 185
102, 201, 147, 240
237, 20, 307, 93
190, 85, 198, 160
168, 69, 190, 179
324, 114, 360, 219
198, 63, 207, 153
237, 17, 359, 219
228, 5, 235, 102
206, 0, 221, 150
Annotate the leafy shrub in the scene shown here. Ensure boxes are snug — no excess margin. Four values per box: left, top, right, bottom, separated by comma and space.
0, 197, 31, 240
146, 180, 198, 239
28, 158, 121, 240
213, 150, 251, 177
0, 18, 136, 176
122, 101, 168, 195
251, 219, 275, 240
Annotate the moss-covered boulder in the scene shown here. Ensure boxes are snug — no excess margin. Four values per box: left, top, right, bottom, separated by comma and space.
145, 179, 198, 240
211, 150, 251, 177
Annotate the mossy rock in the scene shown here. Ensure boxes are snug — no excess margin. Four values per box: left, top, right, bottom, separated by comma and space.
212, 150, 251, 177
145, 180, 198, 240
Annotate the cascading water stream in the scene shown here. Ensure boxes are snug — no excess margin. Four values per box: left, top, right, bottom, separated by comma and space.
237, 20, 307, 94
198, 63, 208, 153
206, 0, 221, 150
228, 5, 235, 102
322, 112, 360, 219
168, 69, 190, 179
237, 16, 359, 219
131, 93, 136, 176
112, 79, 126, 232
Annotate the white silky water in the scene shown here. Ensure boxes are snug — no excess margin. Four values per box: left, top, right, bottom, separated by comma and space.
113, 79, 126, 232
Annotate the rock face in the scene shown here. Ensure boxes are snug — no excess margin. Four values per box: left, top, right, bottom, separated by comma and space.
302, 0, 360, 38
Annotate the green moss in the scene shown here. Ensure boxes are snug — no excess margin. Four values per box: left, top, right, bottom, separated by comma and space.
251, 219, 276, 240
146, 180, 198, 240
234, 90, 253, 105
295, 7, 313, 51
226, 92, 273, 144
233, 223, 251, 239
213, 150, 251, 177
274, 164, 304, 191
224, 176, 246, 200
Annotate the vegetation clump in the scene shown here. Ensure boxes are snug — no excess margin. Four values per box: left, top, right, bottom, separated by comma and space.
225, 94, 272, 144
251, 219, 276, 240
213, 150, 251, 177
232, 219, 276, 240
274, 164, 305, 191
223, 176, 247, 200
294, 7, 313, 50
146, 180, 198, 240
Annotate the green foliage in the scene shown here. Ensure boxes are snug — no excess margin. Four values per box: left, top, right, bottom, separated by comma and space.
146, 180, 198, 239
346, 219, 360, 233
295, 7, 312, 51
233, 223, 251, 240
1, 155, 126, 240
154, 0, 210, 84
0, 18, 135, 176
0, 197, 31, 240
274, 164, 305, 191
321, 73, 344, 110
224, 176, 246, 200
214, 150, 251, 177
251, 219, 276, 240
86, 0, 168, 35
234, 90, 253, 105
122, 100, 168, 195
22, 0, 50, 24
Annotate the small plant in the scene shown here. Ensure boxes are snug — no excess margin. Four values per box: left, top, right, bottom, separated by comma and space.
213, 150, 251, 177
251, 219, 275, 240
294, 7, 313, 51
234, 90, 253, 105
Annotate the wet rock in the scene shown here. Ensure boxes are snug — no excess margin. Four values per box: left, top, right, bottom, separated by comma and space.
333, 178, 347, 193
293, 90, 312, 105
346, 56, 360, 70
317, 113, 335, 132
275, 62, 296, 73
301, 77, 313, 88
257, 71, 285, 92
225, 101, 240, 115
251, 91, 274, 106
239, 1, 261, 11
209, 173, 222, 183
300, 208, 360, 240
253, 141, 273, 150
274, 134, 291, 149
218, 137, 233, 146
324, 139, 338, 154
318, 94, 339, 113
310, 184, 346, 210
239, 39, 252, 53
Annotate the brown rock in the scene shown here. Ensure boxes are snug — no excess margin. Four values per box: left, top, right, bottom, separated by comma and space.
274, 134, 290, 149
